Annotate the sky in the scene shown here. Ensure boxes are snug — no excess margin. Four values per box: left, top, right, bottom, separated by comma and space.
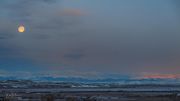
0, 0, 180, 79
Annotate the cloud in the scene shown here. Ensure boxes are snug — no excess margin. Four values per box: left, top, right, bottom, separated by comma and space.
60, 9, 87, 16
64, 52, 85, 60
140, 73, 180, 79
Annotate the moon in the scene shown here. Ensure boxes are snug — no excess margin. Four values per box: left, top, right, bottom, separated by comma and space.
18, 25, 25, 33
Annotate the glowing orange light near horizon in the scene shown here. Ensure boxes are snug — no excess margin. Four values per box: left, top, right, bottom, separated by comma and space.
18, 25, 25, 33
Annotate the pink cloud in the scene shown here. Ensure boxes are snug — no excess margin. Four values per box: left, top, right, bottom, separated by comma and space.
141, 73, 180, 79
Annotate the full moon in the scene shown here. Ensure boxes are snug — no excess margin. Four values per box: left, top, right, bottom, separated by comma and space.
18, 25, 25, 33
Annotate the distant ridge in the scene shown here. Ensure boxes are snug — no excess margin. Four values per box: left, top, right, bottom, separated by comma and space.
0, 76, 180, 85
